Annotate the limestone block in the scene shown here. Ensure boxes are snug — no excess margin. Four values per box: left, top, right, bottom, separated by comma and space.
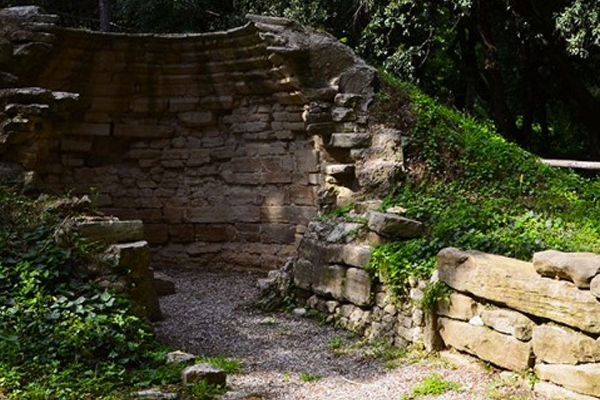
534, 250, 600, 289
437, 292, 482, 321
366, 211, 424, 239
396, 323, 420, 342
76, 219, 144, 243
323, 164, 355, 177
133, 388, 178, 399
312, 264, 346, 301
292, 258, 317, 290
347, 307, 370, 334
334, 93, 363, 107
534, 381, 599, 400
297, 237, 343, 267
328, 133, 370, 148
535, 363, 600, 397
590, 275, 600, 300
107, 241, 162, 321
343, 267, 372, 306
480, 307, 534, 341
437, 247, 600, 335
326, 222, 364, 243
153, 272, 176, 296
166, 350, 195, 364
341, 244, 372, 269
532, 324, 600, 364
181, 363, 226, 386
438, 317, 533, 372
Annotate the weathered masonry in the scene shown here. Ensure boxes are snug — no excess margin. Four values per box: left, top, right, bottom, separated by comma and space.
0, 7, 392, 270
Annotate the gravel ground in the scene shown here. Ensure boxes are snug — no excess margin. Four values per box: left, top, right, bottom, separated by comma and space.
154, 268, 547, 400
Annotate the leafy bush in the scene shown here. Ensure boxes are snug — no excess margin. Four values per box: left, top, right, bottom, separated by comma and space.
369, 74, 600, 298
0, 187, 175, 399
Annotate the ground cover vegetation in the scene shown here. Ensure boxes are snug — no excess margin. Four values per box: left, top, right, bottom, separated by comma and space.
0, 187, 237, 399
369, 74, 600, 299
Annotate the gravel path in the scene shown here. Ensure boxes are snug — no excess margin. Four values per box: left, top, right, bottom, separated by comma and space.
154, 268, 546, 400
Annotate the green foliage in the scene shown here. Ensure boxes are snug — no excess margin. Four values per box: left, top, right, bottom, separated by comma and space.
197, 356, 242, 374
401, 373, 461, 399
421, 282, 451, 315
299, 372, 322, 382
369, 77, 600, 299
332, 202, 355, 217
187, 381, 226, 400
0, 187, 177, 399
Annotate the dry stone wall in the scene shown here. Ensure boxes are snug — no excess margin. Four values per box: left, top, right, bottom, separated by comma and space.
262, 201, 431, 348
0, 7, 384, 271
438, 248, 600, 399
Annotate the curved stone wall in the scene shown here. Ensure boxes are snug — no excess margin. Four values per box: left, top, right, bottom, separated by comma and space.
0, 8, 382, 271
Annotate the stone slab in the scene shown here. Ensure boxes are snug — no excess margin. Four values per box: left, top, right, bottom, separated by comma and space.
181, 363, 226, 386
436, 292, 482, 321
367, 211, 423, 239
535, 363, 600, 397
76, 219, 144, 243
532, 324, 600, 365
534, 250, 600, 289
480, 307, 534, 341
534, 381, 599, 400
344, 267, 372, 306
438, 317, 533, 372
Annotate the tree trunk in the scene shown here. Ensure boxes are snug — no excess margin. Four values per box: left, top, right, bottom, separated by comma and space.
99, 0, 111, 32
474, 0, 518, 143
513, 0, 600, 158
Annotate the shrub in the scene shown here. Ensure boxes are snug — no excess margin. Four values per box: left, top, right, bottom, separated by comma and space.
369, 75, 600, 299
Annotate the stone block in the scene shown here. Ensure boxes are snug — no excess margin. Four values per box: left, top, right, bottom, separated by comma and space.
328, 133, 370, 148
195, 224, 236, 242
534, 381, 599, 400
107, 241, 162, 321
178, 111, 214, 126
70, 122, 111, 136
367, 211, 424, 239
532, 324, 600, 365
344, 267, 372, 306
169, 224, 195, 243
305, 260, 343, 296
144, 224, 169, 245
292, 258, 318, 290
166, 350, 195, 364
534, 250, 600, 289
438, 317, 533, 372
153, 272, 176, 296
438, 247, 600, 335
76, 219, 144, 243
260, 224, 296, 244
480, 307, 534, 341
437, 292, 482, 321
535, 363, 600, 398
114, 124, 173, 138
341, 244, 372, 268
181, 363, 226, 386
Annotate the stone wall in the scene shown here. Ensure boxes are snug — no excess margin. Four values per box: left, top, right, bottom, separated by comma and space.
0, 7, 386, 271
266, 201, 430, 348
438, 248, 600, 399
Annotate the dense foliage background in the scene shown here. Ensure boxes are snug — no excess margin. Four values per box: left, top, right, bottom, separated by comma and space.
2, 0, 600, 160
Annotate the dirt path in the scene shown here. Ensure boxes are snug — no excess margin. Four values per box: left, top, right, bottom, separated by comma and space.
153, 268, 545, 400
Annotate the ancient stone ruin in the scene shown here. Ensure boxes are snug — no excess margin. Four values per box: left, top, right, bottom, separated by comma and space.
0, 6, 399, 272
3, 6, 600, 400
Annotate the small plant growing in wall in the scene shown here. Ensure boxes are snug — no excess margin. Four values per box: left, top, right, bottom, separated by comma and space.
420, 281, 451, 314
